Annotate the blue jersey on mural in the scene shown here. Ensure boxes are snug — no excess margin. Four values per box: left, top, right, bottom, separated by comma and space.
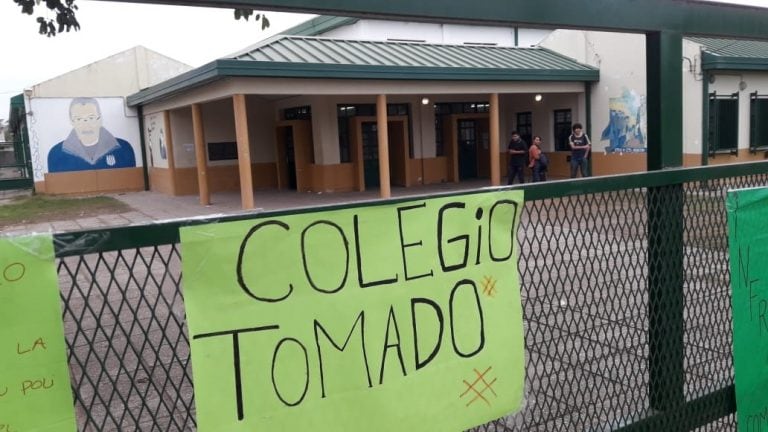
47, 97, 137, 173
48, 129, 136, 173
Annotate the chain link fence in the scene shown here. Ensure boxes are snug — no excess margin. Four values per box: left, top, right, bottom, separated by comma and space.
54, 169, 768, 431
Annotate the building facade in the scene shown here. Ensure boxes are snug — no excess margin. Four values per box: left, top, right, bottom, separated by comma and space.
23, 46, 191, 195
22, 17, 768, 201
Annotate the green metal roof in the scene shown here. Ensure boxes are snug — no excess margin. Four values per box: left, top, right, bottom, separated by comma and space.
232, 36, 596, 71
688, 37, 768, 71
128, 36, 598, 106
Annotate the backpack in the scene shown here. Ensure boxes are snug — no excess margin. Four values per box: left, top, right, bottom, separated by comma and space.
538, 152, 549, 170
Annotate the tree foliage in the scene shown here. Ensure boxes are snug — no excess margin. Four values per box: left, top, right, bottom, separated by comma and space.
12, 0, 269, 37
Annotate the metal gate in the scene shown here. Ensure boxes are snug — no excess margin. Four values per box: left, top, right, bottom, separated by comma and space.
1, 94, 34, 192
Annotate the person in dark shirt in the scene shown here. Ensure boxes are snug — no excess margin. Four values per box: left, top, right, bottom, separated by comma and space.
507, 131, 528, 184
568, 123, 591, 178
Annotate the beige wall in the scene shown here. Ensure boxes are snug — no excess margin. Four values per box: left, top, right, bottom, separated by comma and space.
31, 46, 190, 98
202, 98, 236, 168
245, 95, 277, 163
321, 20, 550, 48
170, 107, 196, 169
541, 30, 647, 155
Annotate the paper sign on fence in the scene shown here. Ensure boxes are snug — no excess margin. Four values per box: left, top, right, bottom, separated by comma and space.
180, 190, 526, 431
727, 187, 768, 432
0, 235, 76, 432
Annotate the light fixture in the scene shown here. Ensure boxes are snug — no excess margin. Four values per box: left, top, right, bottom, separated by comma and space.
534, 94, 543, 102
421, 97, 430, 105
739, 80, 748, 91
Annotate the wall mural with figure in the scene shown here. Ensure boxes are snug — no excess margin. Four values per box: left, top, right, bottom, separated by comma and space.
48, 98, 136, 172
27, 97, 141, 178
601, 88, 647, 154
144, 112, 168, 168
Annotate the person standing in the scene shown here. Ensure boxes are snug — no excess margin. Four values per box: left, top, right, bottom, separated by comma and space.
507, 130, 528, 184
528, 135, 547, 182
568, 123, 591, 178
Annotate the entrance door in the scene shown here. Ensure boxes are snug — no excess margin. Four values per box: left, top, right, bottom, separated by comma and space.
283, 127, 297, 190
362, 122, 380, 188
458, 119, 478, 180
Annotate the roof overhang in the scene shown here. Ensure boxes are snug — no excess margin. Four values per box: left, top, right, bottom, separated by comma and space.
701, 51, 768, 72
128, 59, 599, 106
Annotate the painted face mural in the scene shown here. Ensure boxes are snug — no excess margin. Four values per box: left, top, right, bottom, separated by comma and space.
601, 89, 647, 154
47, 98, 137, 173
70, 102, 102, 146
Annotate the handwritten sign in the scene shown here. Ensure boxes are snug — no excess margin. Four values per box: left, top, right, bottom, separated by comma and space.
0, 235, 76, 432
727, 187, 768, 431
180, 190, 525, 431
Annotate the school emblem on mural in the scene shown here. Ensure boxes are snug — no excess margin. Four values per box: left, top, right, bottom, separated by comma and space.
601, 88, 647, 154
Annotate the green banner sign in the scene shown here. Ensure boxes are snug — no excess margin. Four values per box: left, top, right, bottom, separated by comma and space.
727, 187, 768, 431
180, 190, 525, 431
0, 235, 76, 432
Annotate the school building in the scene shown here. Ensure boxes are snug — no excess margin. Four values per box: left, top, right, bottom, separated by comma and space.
19, 16, 768, 203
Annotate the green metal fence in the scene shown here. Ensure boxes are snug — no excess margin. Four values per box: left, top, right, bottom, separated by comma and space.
52, 161, 768, 431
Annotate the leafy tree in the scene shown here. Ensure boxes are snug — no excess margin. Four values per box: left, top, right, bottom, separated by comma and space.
11, 0, 269, 37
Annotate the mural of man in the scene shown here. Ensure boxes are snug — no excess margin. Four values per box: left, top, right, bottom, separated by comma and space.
48, 98, 136, 173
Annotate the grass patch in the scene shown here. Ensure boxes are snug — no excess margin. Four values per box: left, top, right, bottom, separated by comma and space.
0, 195, 132, 226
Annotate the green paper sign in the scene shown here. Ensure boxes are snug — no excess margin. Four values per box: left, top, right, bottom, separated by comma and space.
181, 190, 525, 431
727, 187, 768, 431
0, 235, 76, 432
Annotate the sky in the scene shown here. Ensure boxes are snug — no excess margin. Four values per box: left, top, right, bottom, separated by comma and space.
1, 0, 767, 120
0, 1, 316, 119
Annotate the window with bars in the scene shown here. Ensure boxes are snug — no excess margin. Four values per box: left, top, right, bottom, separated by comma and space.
709, 92, 738, 154
554, 109, 572, 151
750, 92, 768, 152
517, 112, 533, 147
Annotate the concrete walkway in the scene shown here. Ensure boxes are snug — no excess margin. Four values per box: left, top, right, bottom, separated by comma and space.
0, 180, 497, 236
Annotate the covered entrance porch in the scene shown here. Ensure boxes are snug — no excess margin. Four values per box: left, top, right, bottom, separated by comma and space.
130, 36, 598, 208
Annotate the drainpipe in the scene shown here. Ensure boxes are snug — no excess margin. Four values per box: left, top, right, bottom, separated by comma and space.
137, 105, 150, 191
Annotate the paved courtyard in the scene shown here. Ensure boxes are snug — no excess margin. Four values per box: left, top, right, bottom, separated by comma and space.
0, 181, 495, 236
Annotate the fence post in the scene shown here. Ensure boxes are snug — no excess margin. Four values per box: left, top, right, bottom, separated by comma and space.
646, 30, 685, 411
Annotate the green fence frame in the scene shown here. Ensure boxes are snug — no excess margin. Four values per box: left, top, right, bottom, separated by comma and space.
50, 160, 768, 431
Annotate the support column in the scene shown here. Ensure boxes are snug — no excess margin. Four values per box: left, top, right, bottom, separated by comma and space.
162, 110, 177, 195
646, 30, 684, 412
192, 103, 210, 206
376, 94, 391, 198
489, 93, 500, 186
647, 31, 683, 170
233, 94, 255, 210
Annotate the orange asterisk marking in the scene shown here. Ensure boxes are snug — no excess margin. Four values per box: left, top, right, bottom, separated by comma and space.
460, 366, 498, 407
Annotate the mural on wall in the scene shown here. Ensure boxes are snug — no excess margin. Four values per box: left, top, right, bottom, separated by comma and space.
601, 88, 647, 154
48, 98, 136, 173
144, 112, 167, 168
